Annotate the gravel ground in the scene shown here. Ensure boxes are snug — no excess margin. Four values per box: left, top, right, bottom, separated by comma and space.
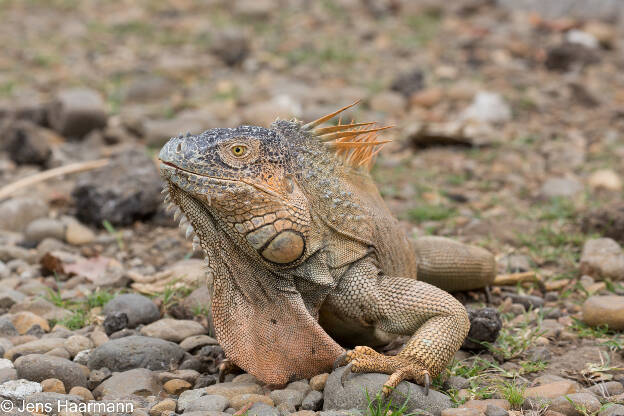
0, 1, 623, 415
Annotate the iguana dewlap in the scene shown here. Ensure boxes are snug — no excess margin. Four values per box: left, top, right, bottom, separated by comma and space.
159, 102, 496, 392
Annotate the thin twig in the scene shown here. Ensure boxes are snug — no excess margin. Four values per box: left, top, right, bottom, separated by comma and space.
492, 271, 538, 286
0, 158, 110, 200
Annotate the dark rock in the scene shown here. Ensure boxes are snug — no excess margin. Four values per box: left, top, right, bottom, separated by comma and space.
87, 335, 186, 372
103, 293, 160, 328
302, 390, 323, 411
462, 308, 502, 351
3, 120, 53, 166
582, 204, 624, 244
72, 149, 162, 227
48, 88, 107, 139
390, 69, 424, 97
14, 354, 88, 390
545, 42, 600, 72
103, 311, 129, 335
324, 367, 451, 415
194, 374, 218, 388
210, 29, 250, 66
444, 376, 470, 390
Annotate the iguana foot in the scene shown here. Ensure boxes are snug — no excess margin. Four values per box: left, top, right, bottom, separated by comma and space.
340, 346, 431, 396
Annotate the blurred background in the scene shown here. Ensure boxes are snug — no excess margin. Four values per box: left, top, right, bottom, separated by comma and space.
0, 0, 623, 407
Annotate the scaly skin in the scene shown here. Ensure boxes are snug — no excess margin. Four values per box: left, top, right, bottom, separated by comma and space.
158, 112, 495, 392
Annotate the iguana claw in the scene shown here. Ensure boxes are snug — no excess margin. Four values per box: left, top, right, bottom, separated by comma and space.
340, 362, 353, 386
333, 351, 348, 370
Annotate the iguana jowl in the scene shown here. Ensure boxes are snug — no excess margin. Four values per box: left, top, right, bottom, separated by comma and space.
159, 102, 496, 393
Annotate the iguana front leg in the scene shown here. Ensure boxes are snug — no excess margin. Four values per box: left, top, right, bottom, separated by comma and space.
326, 260, 470, 395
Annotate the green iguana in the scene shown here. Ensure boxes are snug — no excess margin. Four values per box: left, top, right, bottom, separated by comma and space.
158, 101, 496, 394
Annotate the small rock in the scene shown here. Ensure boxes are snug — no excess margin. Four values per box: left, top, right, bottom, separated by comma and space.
87, 367, 111, 390
68, 385, 93, 401
0, 290, 26, 310
286, 380, 311, 395
63, 335, 93, 358
149, 398, 177, 416
583, 21, 616, 47
3, 120, 54, 166
502, 254, 532, 273
210, 29, 250, 66
527, 347, 551, 362
445, 376, 470, 390
504, 294, 544, 309
15, 354, 88, 390
64, 220, 96, 245
461, 400, 510, 413
103, 311, 129, 335
540, 177, 583, 199
232, 374, 259, 384
0, 378, 42, 401
270, 389, 304, 408
390, 69, 424, 97
48, 87, 107, 139
566, 30, 599, 49
524, 381, 577, 399
310, 373, 329, 391
41, 378, 66, 394
4, 337, 66, 360
302, 390, 323, 411
588, 169, 622, 192
230, 393, 274, 410
140, 319, 206, 342
0, 197, 48, 232
10, 297, 70, 321
442, 408, 483, 416
87, 335, 186, 372
194, 374, 217, 388
324, 367, 451, 415
163, 378, 191, 395
103, 293, 160, 328
582, 205, 624, 244
582, 295, 624, 330
462, 308, 502, 351
586, 381, 624, 397
580, 238, 624, 281
185, 394, 230, 413
545, 42, 599, 72
598, 404, 624, 416
461, 92, 511, 124
93, 368, 161, 399
205, 382, 263, 400
24, 218, 66, 244
179, 335, 219, 352
72, 149, 162, 227
248, 403, 280, 416
548, 393, 600, 416
158, 369, 200, 385
485, 404, 508, 416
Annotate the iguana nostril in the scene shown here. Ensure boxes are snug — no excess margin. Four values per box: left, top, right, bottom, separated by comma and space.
176, 142, 183, 153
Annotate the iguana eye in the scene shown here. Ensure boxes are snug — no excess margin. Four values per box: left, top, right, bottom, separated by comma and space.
231, 145, 247, 157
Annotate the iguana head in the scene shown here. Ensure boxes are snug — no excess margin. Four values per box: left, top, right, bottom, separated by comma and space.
159, 102, 390, 268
